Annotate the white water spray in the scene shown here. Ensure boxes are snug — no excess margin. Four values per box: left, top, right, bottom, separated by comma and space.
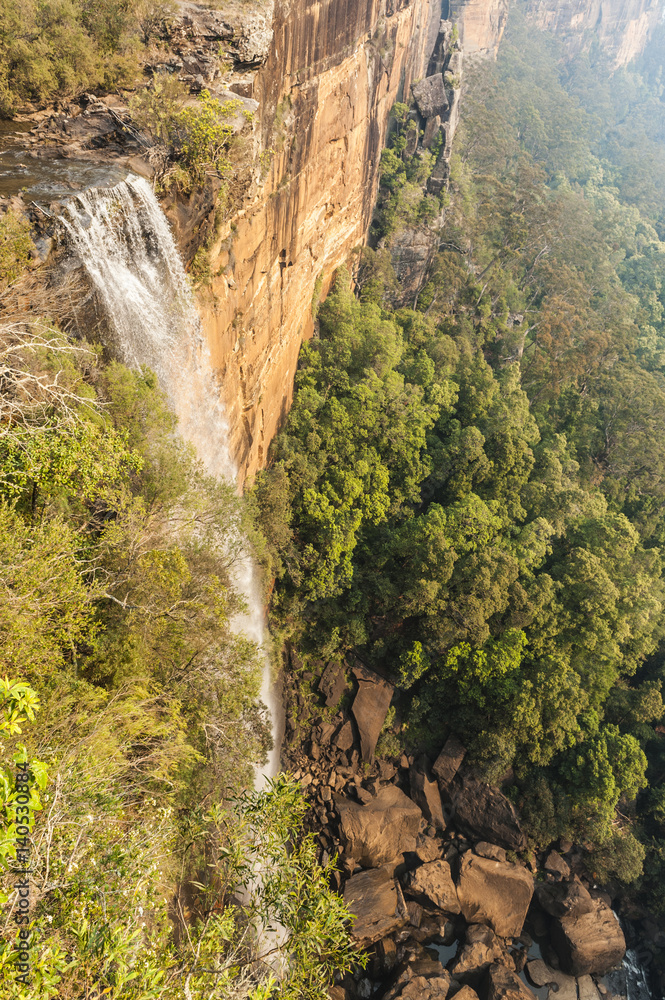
63, 175, 280, 786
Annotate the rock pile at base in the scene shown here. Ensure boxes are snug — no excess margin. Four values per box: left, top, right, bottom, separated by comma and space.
280, 647, 631, 1000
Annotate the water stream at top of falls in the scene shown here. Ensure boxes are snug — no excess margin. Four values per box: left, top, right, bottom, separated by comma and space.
61, 174, 280, 788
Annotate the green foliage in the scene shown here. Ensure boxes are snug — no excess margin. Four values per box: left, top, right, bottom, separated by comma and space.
130, 85, 238, 186
0, 0, 156, 111
0, 322, 360, 995
0, 210, 32, 289
128, 72, 189, 144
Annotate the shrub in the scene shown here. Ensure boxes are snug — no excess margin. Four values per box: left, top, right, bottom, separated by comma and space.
130, 85, 239, 183
0, 210, 32, 290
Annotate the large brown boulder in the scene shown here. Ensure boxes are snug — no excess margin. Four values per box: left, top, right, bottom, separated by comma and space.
450, 924, 510, 984
551, 898, 626, 976
394, 977, 451, 1000
412, 74, 449, 118
336, 785, 423, 867
451, 776, 526, 850
455, 853, 534, 938
384, 967, 452, 1000
432, 736, 466, 793
526, 960, 576, 1000
405, 859, 461, 914
454, 988, 480, 1000
484, 964, 537, 1000
410, 764, 446, 830
535, 877, 594, 919
350, 664, 394, 762
344, 864, 408, 948
318, 660, 348, 707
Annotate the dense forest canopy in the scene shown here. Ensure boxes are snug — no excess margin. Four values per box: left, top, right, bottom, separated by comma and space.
256, 8, 665, 899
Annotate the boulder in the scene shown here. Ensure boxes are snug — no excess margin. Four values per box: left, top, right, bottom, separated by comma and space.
344, 864, 408, 948
577, 975, 601, 1000
544, 849, 570, 879
484, 964, 537, 1000
450, 924, 509, 983
525, 960, 576, 1000
455, 854, 534, 938
405, 859, 461, 914
334, 720, 355, 752
397, 976, 451, 999
416, 834, 443, 863
475, 842, 507, 863
551, 898, 626, 976
384, 967, 452, 1000
453, 988, 480, 1000
319, 661, 347, 707
432, 736, 466, 792
350, 664, 394, 762
337, 785, 423, 867
410, 765, 446, 830
451, 776, 526, 850
412, 74, 449, 118
525, 960, 557, 987
534, 877, 594, 919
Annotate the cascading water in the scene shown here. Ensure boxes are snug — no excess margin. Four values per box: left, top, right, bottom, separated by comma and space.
62, 174, 280, 787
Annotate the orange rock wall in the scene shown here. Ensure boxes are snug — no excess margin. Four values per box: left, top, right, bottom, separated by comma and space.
194, 0, 442, 482
451, 0, 509, 58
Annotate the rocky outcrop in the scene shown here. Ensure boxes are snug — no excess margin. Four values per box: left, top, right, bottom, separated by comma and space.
337, 785, 423, 867
412, 75, 450, 118
551, 899, 627, 976
405, 860, 461, 914
350, 664, 395, 762
451, 775, 526, 850
281, 655, 630, 1000
525, 0, 661, 68
484, 963, 537, 1000
455, 853, 534, 938
450, 924, 510, 982
344, 864, 409, 947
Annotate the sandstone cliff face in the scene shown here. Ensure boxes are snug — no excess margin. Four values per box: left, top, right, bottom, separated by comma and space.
450, 0, 509, 58
173, 0, 442, 482
526, 0, 662, 68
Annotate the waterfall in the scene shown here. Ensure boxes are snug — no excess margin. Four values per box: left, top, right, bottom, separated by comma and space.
62, 174, 280, 787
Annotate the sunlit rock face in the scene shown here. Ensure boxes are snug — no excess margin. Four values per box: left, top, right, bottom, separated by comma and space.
450, 0, 510, 58
526, 0, 662, 68
180, 0, 442, 483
